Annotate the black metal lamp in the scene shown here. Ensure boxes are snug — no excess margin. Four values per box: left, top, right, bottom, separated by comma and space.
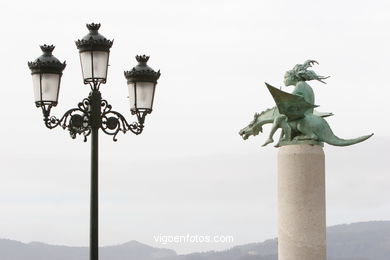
124, 55, 160, 121
76, 23, 113, 85
28, 45, 66, 108
28, 23, 161, 260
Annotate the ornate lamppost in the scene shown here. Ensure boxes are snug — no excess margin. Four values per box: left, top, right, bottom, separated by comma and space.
28, 23, 160, 260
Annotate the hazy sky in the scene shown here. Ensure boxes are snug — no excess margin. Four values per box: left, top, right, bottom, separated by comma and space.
0, 0, 389, 254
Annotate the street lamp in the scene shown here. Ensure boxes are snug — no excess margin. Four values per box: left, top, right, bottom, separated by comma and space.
76, 23, 112, 84
28, 23, 160, 260
28, 44, 66, 108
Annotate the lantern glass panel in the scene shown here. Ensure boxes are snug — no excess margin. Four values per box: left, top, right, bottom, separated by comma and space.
127, 82, 136, 110
32, 74, 41, 102
80, 51, 109, 82
135, 81, 155, 110
32, 73, 61, 104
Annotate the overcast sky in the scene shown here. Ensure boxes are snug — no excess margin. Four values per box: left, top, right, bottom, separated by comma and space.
0, 0, 389, 254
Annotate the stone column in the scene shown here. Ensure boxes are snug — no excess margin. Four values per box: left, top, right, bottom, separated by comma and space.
277, 144, 326, 260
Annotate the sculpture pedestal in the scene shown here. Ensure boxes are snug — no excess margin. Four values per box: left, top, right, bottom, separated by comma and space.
277, 145, 326, 260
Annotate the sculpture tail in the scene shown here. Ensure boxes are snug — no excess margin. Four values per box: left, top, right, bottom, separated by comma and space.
325, 133, 374, 146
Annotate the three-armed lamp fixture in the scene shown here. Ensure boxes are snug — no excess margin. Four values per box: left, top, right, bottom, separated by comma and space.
28, 23, 160, 260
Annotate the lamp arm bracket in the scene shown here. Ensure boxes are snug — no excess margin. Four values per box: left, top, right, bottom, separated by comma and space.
41, 97, 92, 142
39, 96, 147, 142
100, 99, 144, 141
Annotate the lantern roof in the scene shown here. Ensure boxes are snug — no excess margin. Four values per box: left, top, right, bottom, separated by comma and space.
28, 45, 66, 74
75, 23, 113, 52
124, 55, 161, 83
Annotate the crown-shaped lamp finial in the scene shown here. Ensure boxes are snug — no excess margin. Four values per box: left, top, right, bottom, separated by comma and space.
86, 23, 101, 32
136, 55, 150, 64
40, 44, 55, 54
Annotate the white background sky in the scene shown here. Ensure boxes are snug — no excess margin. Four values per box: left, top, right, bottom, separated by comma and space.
0, 0, 389, 254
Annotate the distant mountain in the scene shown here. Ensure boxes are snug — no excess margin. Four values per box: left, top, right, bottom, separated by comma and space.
102, 241, 176, 260
327, 221, 390, 260
1, 221, 389, 260
160, 221, 390, 260
0, 239, 176, 260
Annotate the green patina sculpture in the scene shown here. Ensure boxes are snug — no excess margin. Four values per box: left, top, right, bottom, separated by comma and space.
239, 60, 373, 147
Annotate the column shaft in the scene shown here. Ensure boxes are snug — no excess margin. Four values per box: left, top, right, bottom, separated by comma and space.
277, 144, 326, 260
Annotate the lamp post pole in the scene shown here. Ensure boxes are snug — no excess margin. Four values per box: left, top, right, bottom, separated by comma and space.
90, 89, 101, 260
91, 126, 99, 260
28, 23, 161, 260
